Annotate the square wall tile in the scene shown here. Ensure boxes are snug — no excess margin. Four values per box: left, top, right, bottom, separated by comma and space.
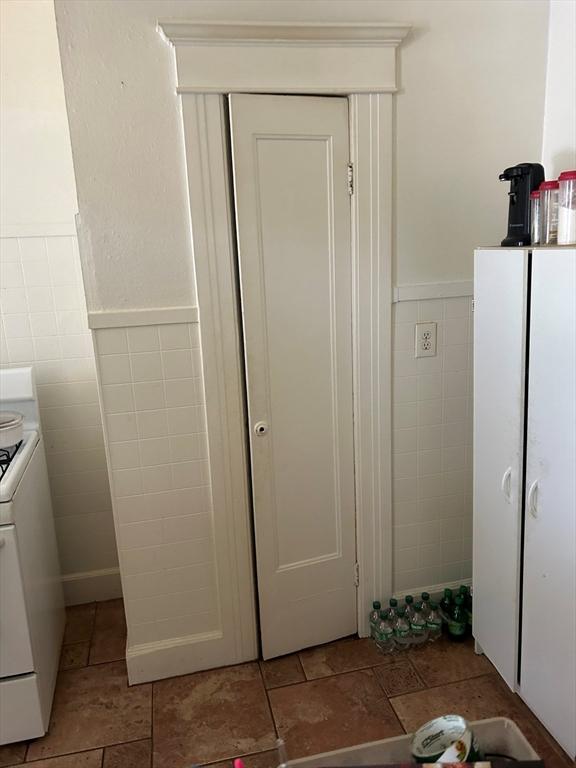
127, 326, 160, 353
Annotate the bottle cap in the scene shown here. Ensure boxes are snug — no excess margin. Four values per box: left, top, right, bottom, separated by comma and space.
397, 607, 406, 616
459, 585, 468, 594
539, 180, 559, 190
421, 592, 430, 601
455, 595, 464, 605
530, 190, 540, 199
405, 595, 413, 604
558, 170, 576, 181
373, 601, 381, 610
413, 605, 421, 613
429, 602, 438, 609
389, 598, 398, 607
379, 610, 387, 619
444, 588, 453, 597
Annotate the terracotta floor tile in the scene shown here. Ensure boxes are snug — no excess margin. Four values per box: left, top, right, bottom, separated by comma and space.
63, 603, 96, 645
0, 742, 26, 767
206, 750, 279, 768
89, 599, 127, 665
26, 662, 151, 761
407, 637, 494, 686
103, 739, 151, 767
59, 642, 90, 671
22, 750, 102, 767
268, 669, 404, 759
260, 655, 305, 689
152, 662, 277, 768
373, 659, 425, 697
299, 637, 392, 680
390, 673, 573, 768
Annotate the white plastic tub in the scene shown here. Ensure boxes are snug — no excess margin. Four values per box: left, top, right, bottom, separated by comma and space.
283, 718, 539, 767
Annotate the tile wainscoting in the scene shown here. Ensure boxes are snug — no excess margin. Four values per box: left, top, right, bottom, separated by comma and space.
92, 322, 218, 652
0, 235, 119, 603
392, 295, 473, 594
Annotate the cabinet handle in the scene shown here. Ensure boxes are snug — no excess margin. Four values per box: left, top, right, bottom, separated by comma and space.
501, 467, 512, 503
527, 479, 539, 518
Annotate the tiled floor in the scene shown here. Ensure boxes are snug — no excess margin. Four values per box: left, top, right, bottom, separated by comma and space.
1, 601, 573, 768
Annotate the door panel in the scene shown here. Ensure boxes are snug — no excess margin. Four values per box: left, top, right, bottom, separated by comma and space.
521, 249, 576, 757
229, 94, 356, 658
473, 248, 528, 689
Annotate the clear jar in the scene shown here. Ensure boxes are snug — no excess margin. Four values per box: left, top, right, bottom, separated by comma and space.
539, 180, 559, 245
558, 170, 576, 245
530, 190, 541, 245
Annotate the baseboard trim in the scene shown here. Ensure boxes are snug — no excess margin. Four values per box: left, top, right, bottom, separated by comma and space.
393, 280, 474, 302
126, 630, 253, 685
61, 567, 123, 606
393, 576, 472, 602
87, 305, 199, 329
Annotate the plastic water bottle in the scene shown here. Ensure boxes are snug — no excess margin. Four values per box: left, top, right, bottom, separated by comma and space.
394, 607, 412, 649
426, 601, 442, 642
459, 585, 473, 635
369, 600, 381, 639
420, 591, 431, 620
404, 594, 415, 623
375, 610, 395, 654
440, 587, 453, 629
385, 597, 399, 624
447, 595, 467, 642
410, 605, 428, 644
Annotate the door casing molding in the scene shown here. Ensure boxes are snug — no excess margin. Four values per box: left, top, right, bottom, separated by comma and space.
158, 19, 409, 669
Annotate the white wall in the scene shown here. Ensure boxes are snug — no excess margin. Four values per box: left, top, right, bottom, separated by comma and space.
541, 0, 576, 177
0, 0, 118, 604
0, 0, 77, 234
55, 0, 549, 307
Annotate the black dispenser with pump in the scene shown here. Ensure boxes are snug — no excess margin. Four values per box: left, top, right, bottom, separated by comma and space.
499, 162, 544, 246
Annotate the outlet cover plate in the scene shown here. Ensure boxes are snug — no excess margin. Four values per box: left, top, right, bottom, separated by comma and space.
415, 321, 437, 358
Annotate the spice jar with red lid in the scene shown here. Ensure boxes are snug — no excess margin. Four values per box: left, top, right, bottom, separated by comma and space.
539, 180, 559, 245
558, 170, 576, 245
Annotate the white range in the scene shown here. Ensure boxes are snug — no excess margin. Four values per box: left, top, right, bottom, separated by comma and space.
0, 367, 64, 745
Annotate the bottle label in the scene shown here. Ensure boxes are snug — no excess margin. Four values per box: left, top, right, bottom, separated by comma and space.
410, 623, 425, 635
426, 620, 442, 630
448, 620, 466, 636
395, 628, 410, 637
379, 627, 393, 639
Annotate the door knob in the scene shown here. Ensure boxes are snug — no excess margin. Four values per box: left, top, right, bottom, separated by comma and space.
254, 421, 269, 436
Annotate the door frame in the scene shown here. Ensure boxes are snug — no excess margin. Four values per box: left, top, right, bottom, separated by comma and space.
159, 20, 411, 658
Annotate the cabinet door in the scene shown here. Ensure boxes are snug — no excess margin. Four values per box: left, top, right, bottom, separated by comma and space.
521, 248, 576, 758
473, 248, 528, 689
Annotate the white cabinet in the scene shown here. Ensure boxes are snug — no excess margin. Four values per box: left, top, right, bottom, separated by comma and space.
473, 247, 576, 759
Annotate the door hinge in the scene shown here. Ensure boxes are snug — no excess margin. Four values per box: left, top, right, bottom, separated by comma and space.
354, 562, 360, 587
347, 163, 354, 196
472, 299, 475, 312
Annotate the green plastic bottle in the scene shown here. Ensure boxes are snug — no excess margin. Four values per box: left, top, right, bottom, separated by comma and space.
440, 588, 453, 632
447, 595, 467, 642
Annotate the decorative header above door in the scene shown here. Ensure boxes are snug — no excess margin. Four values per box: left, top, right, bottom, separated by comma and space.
158, 20, 411, 93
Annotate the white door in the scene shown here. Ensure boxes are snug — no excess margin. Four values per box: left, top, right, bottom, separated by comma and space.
520, 248, 576, 757
229, 94, 356, 658
473, 248, 528, 689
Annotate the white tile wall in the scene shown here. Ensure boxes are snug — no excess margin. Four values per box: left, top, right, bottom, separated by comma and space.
94, 323, 218, 646
0, 236, 118, 579
392, 296, 473, 593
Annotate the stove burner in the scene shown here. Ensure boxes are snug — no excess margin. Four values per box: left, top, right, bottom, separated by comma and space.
0, 440, 22, 481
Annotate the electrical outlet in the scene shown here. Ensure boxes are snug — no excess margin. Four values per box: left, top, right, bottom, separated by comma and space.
415, 321, 437, 358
